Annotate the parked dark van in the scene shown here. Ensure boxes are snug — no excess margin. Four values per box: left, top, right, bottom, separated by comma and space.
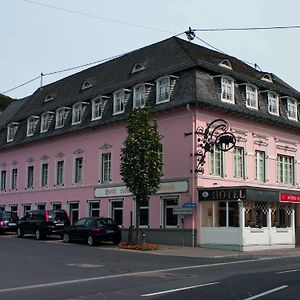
17, 210, 70, 240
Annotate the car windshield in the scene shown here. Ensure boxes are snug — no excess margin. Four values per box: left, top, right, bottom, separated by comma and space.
48, 211, 67, 220
0, 212, 17, 219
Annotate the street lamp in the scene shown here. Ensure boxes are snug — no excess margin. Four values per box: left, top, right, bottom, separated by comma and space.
186, 119, 236, 174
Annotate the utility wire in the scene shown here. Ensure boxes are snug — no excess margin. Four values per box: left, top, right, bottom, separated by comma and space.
193, 25, 300, 32
2, 76, 41, 94
20, 0, 175, 34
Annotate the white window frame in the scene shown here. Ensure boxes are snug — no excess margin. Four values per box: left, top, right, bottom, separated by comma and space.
55, 107, 70, 129
74, 157, 83, 183
11, 168, 18, 190
26, 116, 39, 137
56, 160, 64, 186
210, 145, 224, 177
255, 150, 266, 183
133, 84, 146, 108
26, 165, 34, 189
7, 122, 19, 142
91, 97, 102, 120
72, 102, 87, 125
110, 199, 123, 227
221, 76, 234, 103
277, 154, 294, 185
113, 90, 125, 115
156, 76, 170, 104
161, 196, 179, 228
101, 152, 111, 183
0, 169, 7, 191
246, 85, 258, 109
287, 97, 298, 121
88, 201, 100, 217
268, 92, 279, 115
41, 163, 48, 187
40, 112, 54, 133
233, 147, 245, 179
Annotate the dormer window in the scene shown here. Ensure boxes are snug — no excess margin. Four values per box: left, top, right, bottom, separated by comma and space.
81, 80, 94, 90
113, 89, 130, 115
287, 97, 298, 121
131, 63, 146, 74
26, 116, 40, 137
55, 107, 70, 129
7, 122, 19, 142
40, 111, 54, 133
133, 83, 152, 108
72, 102, 88, 125
219, 59, 232, 70
262, 74, 273, 83
246, 84, 258, 109
221, 76, 234, 103
91, 96, 108, 121
44, 94, 54, 102
268, 92, 279, 115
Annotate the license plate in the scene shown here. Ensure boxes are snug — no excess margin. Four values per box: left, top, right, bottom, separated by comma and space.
106, 230, 114, 233
8, 223, 16, 226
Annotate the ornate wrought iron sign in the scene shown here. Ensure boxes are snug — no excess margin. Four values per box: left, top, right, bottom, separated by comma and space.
194, 119, 236, 174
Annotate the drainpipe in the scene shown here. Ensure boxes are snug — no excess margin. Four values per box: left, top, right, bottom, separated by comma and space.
186, 104, 196, 247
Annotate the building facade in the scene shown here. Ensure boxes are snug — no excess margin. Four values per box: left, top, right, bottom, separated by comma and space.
1, 37, 300, 250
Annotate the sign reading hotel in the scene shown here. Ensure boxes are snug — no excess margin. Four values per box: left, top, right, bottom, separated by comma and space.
94, 180, 189, 198
280, 193, 300, 203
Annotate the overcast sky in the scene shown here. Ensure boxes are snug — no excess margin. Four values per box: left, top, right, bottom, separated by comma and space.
1, 0, 300, 99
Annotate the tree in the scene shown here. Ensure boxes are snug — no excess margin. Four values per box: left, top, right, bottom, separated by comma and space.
120, 106, 163, 244
0, 93, 13, 112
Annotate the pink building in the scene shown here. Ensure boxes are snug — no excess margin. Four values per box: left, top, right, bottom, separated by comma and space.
1, 37, 300, 250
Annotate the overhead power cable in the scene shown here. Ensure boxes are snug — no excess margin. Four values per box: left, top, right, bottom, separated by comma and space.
193, 25, 300, 32
20, 0, 175, 34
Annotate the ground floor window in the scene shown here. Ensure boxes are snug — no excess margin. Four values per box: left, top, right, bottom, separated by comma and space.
140, 199, 149, 227
244, 201, 268, 228
52, 202, 62, 210
271, 203, 292, 228
10, 204, 18, 213
23, 204, 31, 216
162, 196, 178, 228
37, 203, 46, 210
69, 202, 79, 224
89, 201, 100, 217
111, 199, 123, 227
202, 201, 239, 227
0, 205, 5, 211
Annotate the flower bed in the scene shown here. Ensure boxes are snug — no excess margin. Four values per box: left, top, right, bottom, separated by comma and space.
119, 242, 158, 251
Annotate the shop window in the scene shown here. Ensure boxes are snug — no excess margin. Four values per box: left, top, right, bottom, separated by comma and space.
244, 201, 268, 228
111, 200, 123, 226
69, 202, 79, 224
202, 201, 239, 227
162, 197, 178, 228
271, 203, 292, 228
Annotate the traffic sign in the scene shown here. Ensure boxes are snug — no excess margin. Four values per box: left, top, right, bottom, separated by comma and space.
183, 202, 197, 208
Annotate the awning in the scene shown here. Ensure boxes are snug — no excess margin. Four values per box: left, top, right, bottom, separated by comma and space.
198, 186, 300, 203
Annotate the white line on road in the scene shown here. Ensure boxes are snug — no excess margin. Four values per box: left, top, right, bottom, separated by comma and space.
275, 269, 300, 274
243, 285, 289, 300
141, 282, 219, 297
0, 257, 287, 293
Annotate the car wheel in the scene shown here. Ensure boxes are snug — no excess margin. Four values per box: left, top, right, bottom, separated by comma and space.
87, 235, 95, 246
63, 233, 71, 243
35, 229, 43, 240
17, 227, 24, 238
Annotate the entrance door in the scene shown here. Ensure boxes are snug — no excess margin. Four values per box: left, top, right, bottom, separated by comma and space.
69, 202, 79, 224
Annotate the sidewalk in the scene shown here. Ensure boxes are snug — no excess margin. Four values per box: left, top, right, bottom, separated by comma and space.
144, 245, 300, 259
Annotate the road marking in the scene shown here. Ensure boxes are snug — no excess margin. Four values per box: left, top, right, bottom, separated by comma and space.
243, 285, 288, 300
275, 269, 300, 274
0, 257, 287, 293
141, 282, 219, 297
65, 263, 104, 268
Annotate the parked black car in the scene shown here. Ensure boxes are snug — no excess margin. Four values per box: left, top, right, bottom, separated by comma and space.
0, 211, 19, 234
17, 210, 70, 240
63, 217, 121, 246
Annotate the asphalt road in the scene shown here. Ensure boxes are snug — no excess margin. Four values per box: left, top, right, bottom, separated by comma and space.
1, 235, 300, 300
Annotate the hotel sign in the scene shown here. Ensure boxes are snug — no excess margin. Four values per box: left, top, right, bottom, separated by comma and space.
94, 180, 188, 198
280, 193, 300, 203
199, 188, 246, 201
